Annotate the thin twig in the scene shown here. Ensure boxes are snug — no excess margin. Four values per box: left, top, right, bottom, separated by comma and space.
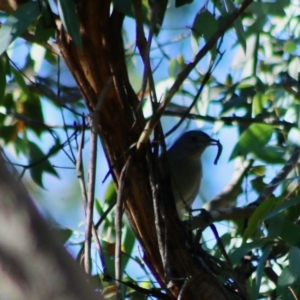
84, 118, 97, 275
165, 39, 225, 137
203, 159, 254, 211
190, 147, 300, 230
91, 225, 109, 280
75, 120, 89, 273
136, 0, 255, 149
83, 78, 112, 275
57, 56, 76, 164
254, 147, 300, 205
165, 64, 213, 137
163, 111, 295, 129
115, 155, 132, 300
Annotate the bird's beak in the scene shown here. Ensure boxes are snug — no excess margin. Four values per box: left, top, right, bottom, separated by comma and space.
209, 138, 222, 165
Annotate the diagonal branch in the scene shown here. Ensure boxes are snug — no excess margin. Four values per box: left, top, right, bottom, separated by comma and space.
190, 147, 300, 230
203, 159, 254, 211
137, 0, 255, 148
163, 110, 295, 130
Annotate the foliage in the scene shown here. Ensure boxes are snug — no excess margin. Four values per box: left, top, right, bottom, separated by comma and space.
1, 0, 300, 299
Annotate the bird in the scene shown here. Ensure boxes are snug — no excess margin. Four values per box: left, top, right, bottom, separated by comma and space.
165, 130, 221, 219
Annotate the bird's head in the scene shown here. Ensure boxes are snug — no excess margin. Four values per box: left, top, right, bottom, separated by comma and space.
169, 131, 222, 164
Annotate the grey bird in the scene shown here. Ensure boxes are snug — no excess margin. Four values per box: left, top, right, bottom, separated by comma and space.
166, 130, 221, 219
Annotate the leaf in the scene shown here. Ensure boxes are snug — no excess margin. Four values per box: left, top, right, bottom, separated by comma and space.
175, 0, 194, 7
0, 124, 18, 144
57, 0, 82, 48
35, 15, 55, 44
229, 240, 266, 265
265, 197, 300, 220
113, 0, 151, 27
251, 165, 266, 176
222, 0, 246, 53
34, 2, 55, 44
0, 58, 6, 103
260, 1, 288, 16
255, 145, 286, 164
192, 10, 218, 42
122, 224, 136, 269
284, 41, 296, 54
280, 220, 300, 245
95, 198, 104, 215
230, 124, 273, 160
151, 0, 168, 35
221, 95, 247, 114
0, 2, 41, 55
289, 247, 300, 279
265, 213, 284, 239
253, 145, 285, 164
18, 93, 45, 137
104, 181, 117, 205
278, 267, 298, 287
252, 93, 269, 117
253, 244, 272, 299
12, 67, 29, 95
28, 141, 59, 188
169, 59, 181, 78
243, 197, 279, 241
250, 177, 266, 194
54, 228, 73, 244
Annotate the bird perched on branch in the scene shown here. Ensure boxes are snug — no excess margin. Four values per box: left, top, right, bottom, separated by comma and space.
166, 130, 222, 219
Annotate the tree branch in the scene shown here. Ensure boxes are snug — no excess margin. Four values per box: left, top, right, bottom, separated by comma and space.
137, 0, 255, 148
190, 147, 300, 230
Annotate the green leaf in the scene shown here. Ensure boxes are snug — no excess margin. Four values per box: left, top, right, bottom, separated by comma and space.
18, 93, 45, 137
192, 10, 218, 42
35, 15, 55, 44
229, 240, 267, 265
243, 197, 279, 241
265, 213, 284, 239
104, 181, 117, 205
280, 220, 300, 245
28, 141, 59, 188
265, 197, 300, 220
113, 0, 151, 27
54, 228, 73, 244
151, 0, 168, 35
260, 0, 289, 16
175, 0, 194, 7
278, 267, 298, 287
0, 2, 41, 55
230, 124, 273, 160
250, 177, 266, 193
57, 0, 82, 48
34, 3, 55, 44
289, 247, 300, 279
222, 0, 246, 53
284, 41, 296, 54
0, 58, 6, 103
254, 145, 285, 164
252, 93, 269, 117
95, 198, 104, 215
251, 165, 266, 176
221, 95, 247, 114
169, 59, 181, 78
12, 67, 29, 95
122, 224, 136, 269
0, 124, 18, 144
253, 244, 272, 299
